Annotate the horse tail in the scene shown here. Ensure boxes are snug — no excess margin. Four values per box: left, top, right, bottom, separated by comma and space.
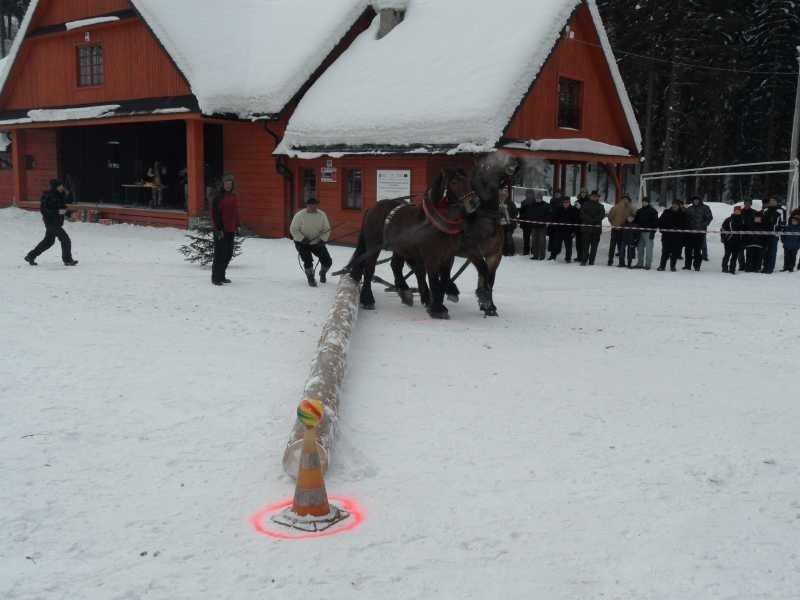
344, 228, 368, 281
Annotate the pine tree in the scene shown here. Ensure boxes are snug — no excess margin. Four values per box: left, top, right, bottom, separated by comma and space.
178, 218, 245, 266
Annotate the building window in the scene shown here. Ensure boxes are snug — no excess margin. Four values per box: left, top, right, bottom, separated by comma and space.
344, 169, 363, 210
302, 169, 316, 204
77, 44, 104, 87
0, 151, 11, 170
558, 77, 582, 130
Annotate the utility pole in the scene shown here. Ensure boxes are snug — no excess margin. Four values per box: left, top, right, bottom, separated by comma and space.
788, 47, 800, 215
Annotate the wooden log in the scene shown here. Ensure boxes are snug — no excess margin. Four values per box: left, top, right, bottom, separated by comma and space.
282, 275, 361, 478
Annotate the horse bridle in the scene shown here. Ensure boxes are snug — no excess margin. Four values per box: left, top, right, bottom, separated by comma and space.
442, 174, 481, 215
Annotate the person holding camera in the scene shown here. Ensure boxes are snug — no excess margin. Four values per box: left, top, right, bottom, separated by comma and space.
211, 174, 240, 286
25, 179, 78, 267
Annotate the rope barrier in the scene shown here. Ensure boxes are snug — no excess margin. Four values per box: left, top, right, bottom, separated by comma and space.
641, 160, 796, 178
512, 218, 799, 237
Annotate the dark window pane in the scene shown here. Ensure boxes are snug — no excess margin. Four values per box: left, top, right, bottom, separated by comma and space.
345, 169, 362, 209
77, 45, 104, 87
558, 77, 582, 130
302, 169, 316, 204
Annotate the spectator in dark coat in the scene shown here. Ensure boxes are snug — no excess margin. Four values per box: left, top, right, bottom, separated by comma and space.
25, 179, 78, 267
518, 190, 536, 256
579, 191, 606, 266
523, 192, 551, 261
739, 199, 758, 271
744, 212, 768, 273
720, 206, 743, 275
549, 197, 580, 262
619, 214, 640, 268
211, 174, 240, 286
634, 197, 659, 269
657, 199, 687, 271
761, 197, 785, 273
500, 192, 518, 256
683, 196, 713, 271
781, 215, 800, 272
575, 189, 589, 262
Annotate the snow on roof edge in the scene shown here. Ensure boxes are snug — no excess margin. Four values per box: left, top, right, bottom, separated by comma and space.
0, 0, 41, 101
586, 0, 642, 153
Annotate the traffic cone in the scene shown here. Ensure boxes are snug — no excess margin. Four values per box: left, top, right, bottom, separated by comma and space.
292, 425, 331, 517
271, 400, 349, 533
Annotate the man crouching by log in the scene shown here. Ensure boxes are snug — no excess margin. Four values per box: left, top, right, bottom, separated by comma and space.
290, 197, 333, 287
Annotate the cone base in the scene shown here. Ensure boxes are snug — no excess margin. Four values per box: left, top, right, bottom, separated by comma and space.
270, 504, 350, 533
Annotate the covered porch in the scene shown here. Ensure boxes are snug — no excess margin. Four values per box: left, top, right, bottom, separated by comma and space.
2, 114, 222, 228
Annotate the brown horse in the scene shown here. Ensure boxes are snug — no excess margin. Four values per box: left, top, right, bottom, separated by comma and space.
348, 169, 477, 319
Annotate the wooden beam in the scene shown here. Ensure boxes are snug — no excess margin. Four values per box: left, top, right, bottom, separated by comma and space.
0, 113, 204, 131
11, 130, 26, 205
186, 120, 205, 218
552, 161, 560, 193
580, 163, 588, 189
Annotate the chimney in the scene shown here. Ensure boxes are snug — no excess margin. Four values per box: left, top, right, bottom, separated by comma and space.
373, 0, 407, 39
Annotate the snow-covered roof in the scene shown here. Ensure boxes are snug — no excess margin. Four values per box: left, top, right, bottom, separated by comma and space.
281, 0, 642, 155
131, 0, 369, 118
0, 0, 369, 120
503, 138, 631, 157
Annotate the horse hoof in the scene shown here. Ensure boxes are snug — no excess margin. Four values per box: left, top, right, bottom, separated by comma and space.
360, 303, 376, 311
483, 308, 498, 317
428, 310, 450, 320
399, 291, 414, 307
446, 293, 460, 303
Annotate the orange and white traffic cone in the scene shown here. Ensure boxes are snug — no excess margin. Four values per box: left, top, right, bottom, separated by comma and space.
271, 400, 350, 533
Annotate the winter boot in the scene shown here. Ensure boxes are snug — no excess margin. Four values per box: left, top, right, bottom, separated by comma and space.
24, 254, 37, 266
319, 267, 328, 284
305, 268, 317, 287
64, 259, 79, 266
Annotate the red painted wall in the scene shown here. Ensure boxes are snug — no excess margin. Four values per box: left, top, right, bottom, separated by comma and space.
504, 3, 636, 153
0, 168, 13, 205
223, 121, 287, 238
1, 19, 189, 110
33, 0, 131, 28
24, 128, 58, 202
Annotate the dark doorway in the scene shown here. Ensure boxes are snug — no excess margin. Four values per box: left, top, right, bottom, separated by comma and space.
59, 121, 189, 209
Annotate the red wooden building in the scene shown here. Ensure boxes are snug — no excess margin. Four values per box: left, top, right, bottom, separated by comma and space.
0, 0, 640, 242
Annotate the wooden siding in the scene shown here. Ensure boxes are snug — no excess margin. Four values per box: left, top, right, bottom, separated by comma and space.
504, 3, 637, 153
223, 121, 287, 238
33, 0, 130, 28
0, 169, 13, 205
1, 19, 189, 110
24, 128, 58, 202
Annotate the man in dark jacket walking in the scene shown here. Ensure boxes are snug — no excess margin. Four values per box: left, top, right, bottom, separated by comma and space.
683, 196, 713, 271
720, 206, 743, 274
579, 191, 606, 265
211, 174, 240, 286
634, 197, 658, 269
25, 179, 78, 266
657, 199, 687, 271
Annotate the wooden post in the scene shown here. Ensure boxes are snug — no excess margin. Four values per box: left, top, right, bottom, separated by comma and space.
11, 129, 26, 205
560, 162, 568, 195
580, 163, 588, 189
185, 120, 205, 218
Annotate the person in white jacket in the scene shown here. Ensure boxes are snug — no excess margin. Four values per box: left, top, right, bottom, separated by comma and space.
290, 197, 333, 287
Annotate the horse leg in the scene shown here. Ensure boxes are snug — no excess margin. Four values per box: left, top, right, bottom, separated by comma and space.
426, 263, 450, 320
359, 253, 378, 310
391, 254, 413, 307
411, 259, 431, 307
484, 251, 502, 317
443, 256, 460, 303
470, 257, 495, 316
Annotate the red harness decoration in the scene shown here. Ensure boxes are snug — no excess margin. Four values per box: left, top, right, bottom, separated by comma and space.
423, 189, 464, 235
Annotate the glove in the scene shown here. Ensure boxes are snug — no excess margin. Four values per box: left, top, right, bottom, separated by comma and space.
300, 237, 311, 245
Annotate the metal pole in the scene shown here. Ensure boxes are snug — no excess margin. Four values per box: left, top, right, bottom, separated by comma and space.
787, 47, 800, 215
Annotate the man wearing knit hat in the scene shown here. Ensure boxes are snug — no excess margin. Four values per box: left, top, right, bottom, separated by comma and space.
290, 197, 332, 287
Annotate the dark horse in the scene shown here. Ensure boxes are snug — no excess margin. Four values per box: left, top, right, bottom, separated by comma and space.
434, 154, 521, 317
348, 169, 478, 319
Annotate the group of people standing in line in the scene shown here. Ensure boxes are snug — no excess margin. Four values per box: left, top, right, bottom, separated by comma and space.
512, 189, 800, 274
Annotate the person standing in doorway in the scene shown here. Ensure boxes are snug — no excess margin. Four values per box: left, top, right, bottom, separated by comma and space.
211, 174, 240, 286
634, 197, 658, 269
290, 197, 333, 287
25, 179, 78, 267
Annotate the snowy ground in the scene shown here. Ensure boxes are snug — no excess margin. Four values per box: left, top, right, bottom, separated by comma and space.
2, 206, 800, 600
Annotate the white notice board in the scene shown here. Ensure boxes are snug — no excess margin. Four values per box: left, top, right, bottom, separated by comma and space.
377, 170, 411, 202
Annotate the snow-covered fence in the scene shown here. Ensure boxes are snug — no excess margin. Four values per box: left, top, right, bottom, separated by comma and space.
282, 275, 361, 478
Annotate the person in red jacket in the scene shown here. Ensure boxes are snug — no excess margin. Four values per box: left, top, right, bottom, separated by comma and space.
211, 174, 240, 286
